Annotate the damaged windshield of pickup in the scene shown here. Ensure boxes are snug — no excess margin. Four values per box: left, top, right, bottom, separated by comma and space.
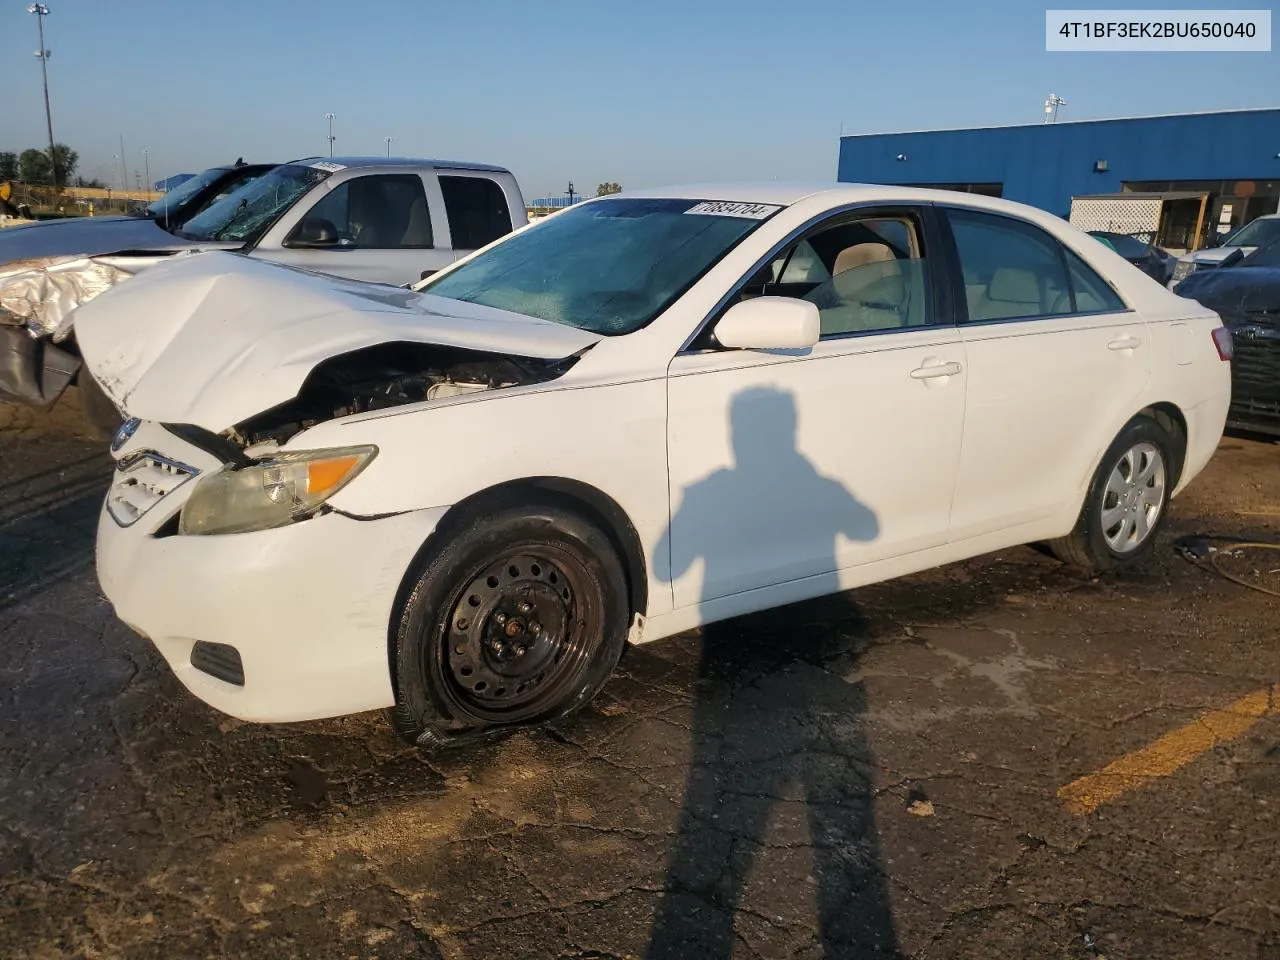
177, 164, 330, 244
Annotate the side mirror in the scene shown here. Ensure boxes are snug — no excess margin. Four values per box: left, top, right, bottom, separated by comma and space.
713, 297, 820, 351
288, 218, 341, 248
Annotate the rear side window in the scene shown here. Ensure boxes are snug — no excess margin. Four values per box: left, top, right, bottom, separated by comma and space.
947, 209, 1073, 322
439, 176, 513, 250
1065, 248, 1127, 312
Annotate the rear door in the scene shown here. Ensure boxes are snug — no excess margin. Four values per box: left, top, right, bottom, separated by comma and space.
258, 172, 453, 285
941, 206, 1150, 540
436, 173, 517, 269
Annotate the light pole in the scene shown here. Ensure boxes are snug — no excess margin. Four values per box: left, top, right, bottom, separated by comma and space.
143, 149, 150, 195
325, 112, 336, 156
384, 137, 393, 158
29, 3, 57, 189
118, 134, 128, 192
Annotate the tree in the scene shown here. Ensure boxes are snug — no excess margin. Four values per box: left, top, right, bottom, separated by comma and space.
18, 149, 50, 184
51, 144, 78, 185
15, 144, 77, 185
596, 182, 622, 196
0, 152, 17, 181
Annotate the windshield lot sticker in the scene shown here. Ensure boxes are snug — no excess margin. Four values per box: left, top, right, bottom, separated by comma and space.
310, 161, 347, 172
684, 201, 781, 219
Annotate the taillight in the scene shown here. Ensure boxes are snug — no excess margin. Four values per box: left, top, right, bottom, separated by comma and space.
1211, 326, 1233, 361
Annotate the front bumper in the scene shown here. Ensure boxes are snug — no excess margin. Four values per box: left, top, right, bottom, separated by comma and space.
96, 422, 447, 722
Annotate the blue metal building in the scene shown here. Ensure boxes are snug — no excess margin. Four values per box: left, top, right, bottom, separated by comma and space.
837, 107, 1280, 243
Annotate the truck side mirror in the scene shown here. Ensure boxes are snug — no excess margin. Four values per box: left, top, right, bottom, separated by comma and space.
287, 218, 341, 248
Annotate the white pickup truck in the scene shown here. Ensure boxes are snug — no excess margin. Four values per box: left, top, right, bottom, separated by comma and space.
0, 156, 527, 430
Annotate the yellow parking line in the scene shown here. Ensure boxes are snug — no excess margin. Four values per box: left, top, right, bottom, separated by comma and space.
1058, 685, 1279, 815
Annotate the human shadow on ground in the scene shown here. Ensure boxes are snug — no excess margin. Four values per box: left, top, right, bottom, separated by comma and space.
647, 385, 900, 958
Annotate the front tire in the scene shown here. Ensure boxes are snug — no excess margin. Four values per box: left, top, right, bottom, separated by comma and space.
390, 499, 629, 748
1048, 415, 1177, 573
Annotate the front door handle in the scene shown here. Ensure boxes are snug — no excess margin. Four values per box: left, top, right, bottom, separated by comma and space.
910, 361, 963, 380
1107, 335, 1142, 351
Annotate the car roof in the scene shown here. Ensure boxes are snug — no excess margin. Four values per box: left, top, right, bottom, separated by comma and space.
615, 181, 1064, 219
288, 156, 510, 173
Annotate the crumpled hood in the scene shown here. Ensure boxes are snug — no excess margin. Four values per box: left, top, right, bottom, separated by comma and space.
1177, 265, 1280, 317
0, 215, 208, 266
75, 251, 602, 432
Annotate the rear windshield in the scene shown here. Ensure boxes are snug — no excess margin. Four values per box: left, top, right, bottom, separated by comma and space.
1226, 218, 1280, 249
1090, 232, 1150, 259
420, 197, 778, 335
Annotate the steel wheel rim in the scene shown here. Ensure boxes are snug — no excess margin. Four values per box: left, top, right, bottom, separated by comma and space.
1100, 441, 1166, 554
437, 549, 596, 724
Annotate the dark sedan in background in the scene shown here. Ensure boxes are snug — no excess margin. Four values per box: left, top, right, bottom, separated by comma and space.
1088, 231, 1178, 286
1176, 239, 1280, 436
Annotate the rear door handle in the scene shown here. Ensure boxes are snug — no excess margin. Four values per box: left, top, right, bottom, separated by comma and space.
1107, 335, 1142, 351
910, 361, 963, 380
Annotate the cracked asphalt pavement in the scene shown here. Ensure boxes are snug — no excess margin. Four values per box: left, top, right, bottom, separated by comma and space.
2, 392, 1279, 959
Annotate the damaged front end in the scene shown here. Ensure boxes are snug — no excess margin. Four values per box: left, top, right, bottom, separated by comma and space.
227, 341, 580, 450
124, 341, 582, 537
0, 252, 187, 406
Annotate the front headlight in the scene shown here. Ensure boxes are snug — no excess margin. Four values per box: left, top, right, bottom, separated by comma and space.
1172, 260, 1195, 282
178, 445, 377, 536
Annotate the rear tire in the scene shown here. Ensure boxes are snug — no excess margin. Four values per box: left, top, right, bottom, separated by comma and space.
1047, 415, 1178, 573
389, 499, 629, 749
78, 376, 122, 441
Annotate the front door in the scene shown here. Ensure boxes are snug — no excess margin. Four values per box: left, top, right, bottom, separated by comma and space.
662, 207, 967, 615
260, 173, 452, 285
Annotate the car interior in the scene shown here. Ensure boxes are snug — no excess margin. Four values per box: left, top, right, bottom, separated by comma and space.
736, 217, 930, 336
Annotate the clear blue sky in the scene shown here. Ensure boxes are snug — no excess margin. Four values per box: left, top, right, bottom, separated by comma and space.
2, 0, 1276, 197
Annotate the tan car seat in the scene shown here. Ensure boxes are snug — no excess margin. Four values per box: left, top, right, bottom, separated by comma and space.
806, 242, 909, 334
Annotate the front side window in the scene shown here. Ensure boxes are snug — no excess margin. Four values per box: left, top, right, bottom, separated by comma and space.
290, 174, 432, 249
948, 209, 1073, 322
745, 215, 932, 337
439, 175, 512, 250
421, 197, 773, 335
179, 164, 331, 243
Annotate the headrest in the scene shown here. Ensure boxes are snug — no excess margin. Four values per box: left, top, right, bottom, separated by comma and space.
833, 242, 894, 276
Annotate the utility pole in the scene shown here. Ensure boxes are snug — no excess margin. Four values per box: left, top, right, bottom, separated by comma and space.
325, 112, 336, 156
118, 134, 128, 192
143, 149, 150, 195
1043, 93, 1067, 124
29, 4, 58, 188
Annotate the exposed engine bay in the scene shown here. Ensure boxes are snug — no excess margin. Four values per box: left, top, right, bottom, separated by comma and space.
227, 341, 581, 448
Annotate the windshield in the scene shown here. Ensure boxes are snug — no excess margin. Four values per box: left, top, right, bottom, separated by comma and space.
1241, 237, 1280, 268
144, 168, 226, 221
1090, 231, 1151, 259
179, 164, 330, 243
421, 197, 777, 335
1225, 217, 1280, 249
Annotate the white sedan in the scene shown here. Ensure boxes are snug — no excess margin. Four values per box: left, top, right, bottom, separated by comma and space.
80, 184, 1233, 745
